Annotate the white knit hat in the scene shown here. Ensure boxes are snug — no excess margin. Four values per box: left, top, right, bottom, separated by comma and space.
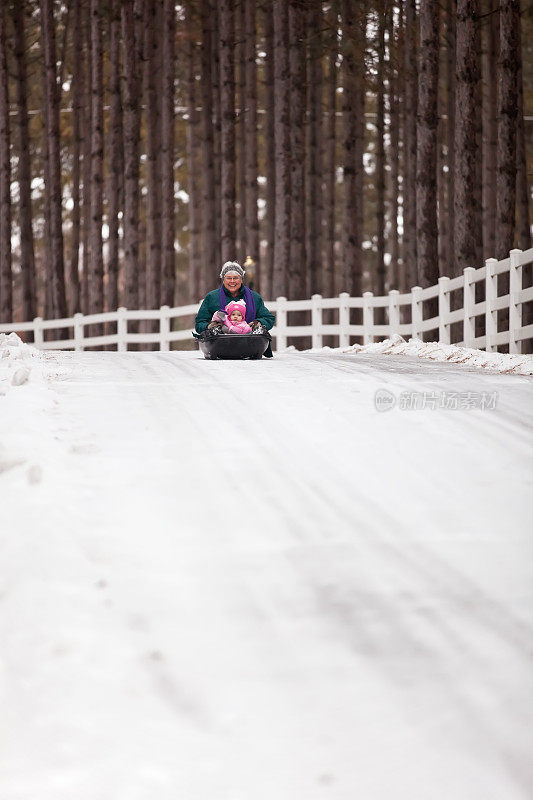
220, 261, 245, 280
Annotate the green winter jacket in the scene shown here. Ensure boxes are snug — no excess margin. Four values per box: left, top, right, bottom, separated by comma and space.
194, 285, 275, 334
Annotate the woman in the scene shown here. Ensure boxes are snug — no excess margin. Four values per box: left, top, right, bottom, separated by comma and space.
195, 262, 275, 357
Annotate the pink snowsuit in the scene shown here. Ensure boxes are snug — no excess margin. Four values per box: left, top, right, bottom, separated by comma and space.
221, 300, 252, 334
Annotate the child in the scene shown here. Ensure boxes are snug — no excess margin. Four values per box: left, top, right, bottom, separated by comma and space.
209, 300, 252, 334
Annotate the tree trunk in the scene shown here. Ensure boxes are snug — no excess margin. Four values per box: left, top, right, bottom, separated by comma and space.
40, 0, 67, 319
219, 0, 236, 264
68, 0, 81, 316
416, 0, 440, 298
107, 0, 123, 313
0, 0, 12, 323
89, 0, 104, 325
212, 0, 222, 266
307, 4, 323, 296
244, 0, 259, 288
236, 0, 246, 262
161, 0, 176, 306
446, 0, 456, 276
481, 0, 497, 259
437, 2, 448, 276
340, 0, 363, 297
12, 0, 36, 322
122, 0, 141, 312
201, 0, 217, 296
288, 0, 306, 300
263, 0, 276, 298
272, 0, 291, 298
454, 0, 482, 273
324, 6, 337, 295
389, 4, 400, 291
515, 11, 530, 251
144, 0, 162, 314
403, 0, 417, 288
81, 0, 91, 314
495, 0, 519, 259
375, 0, 386, 300
185, 0, 202, 303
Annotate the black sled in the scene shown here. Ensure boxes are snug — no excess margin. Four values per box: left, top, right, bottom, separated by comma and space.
193, 327, 272, 360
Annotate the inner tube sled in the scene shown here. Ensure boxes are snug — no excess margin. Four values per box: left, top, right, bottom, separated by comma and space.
193, 327, 272, 360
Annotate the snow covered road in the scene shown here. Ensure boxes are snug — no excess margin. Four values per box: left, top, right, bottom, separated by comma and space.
2, 349, 533, 799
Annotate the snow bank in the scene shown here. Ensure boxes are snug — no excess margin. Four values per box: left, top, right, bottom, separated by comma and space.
0, 333, 69, 483
345, 334, 533, 376
0, 331, 43, 392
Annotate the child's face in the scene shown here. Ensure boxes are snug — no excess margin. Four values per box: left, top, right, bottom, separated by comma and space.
230, 310, 243, 322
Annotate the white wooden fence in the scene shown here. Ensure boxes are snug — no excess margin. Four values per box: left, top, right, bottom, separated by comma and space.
2, 247, 532, 354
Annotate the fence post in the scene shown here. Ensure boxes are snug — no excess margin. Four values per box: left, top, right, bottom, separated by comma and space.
74, 312, 84, 351
363, 291, 374, 344
275, 296, 287, 353
438, 276, 450, 344
33, 317, 44, 348
509, 249, 523, 354
463, 266, 476, 347
338, 292, 350, 348
117, 307, 127, 352
388, 290, 400, 337
411, 286, 423, 340
311, 294, 323, 349
160, 305, 170, 351
485, 258, 498, 352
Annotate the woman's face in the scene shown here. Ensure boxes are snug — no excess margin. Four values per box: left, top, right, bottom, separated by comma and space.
223, 272, 242, 295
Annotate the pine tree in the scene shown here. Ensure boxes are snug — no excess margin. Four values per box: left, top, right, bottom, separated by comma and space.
403, 0, 417, 288
481, 0, 497, 259
145, 0, 162, 311
244, 0, 259, 286
495, 0, 519, 260
219, 0, 236, 263
307, 4, 323, 296
288, 0, 306, 300
416, 0, 440, 296
185, 0, 202, 301
0, 0, 12, 323
389, 4, 401, 290
40, 0, 67, 318
161, 0, 176, 306
107, 0, 123, 314
12, 0, 36, 322
263, 0, 276, 298
122, 0, 141, 311
324, 16, 337, 294
272, 0, 291, 297
375, 0, 386, 299
515, 9, 530, 251
340, 0, 364, 296
454, 0, 482, 273
89, 0, 104, 321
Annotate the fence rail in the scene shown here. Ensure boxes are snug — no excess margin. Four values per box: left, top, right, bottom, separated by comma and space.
2, 248, 532, 354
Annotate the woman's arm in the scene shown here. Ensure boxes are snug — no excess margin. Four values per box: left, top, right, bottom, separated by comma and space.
252, 292, 275, 330
194, 294, 215, 333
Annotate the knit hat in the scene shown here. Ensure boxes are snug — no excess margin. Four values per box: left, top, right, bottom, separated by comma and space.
220, 261, 245, 280
225, 300, 246, 319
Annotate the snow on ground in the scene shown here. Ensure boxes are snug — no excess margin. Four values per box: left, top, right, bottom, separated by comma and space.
292, 333, 533, 375
1, 333, 533, 800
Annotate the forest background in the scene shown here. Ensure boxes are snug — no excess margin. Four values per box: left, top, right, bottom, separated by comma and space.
0, 0, 531, 346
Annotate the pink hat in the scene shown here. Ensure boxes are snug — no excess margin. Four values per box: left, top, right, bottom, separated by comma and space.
225, 300, 246, 319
